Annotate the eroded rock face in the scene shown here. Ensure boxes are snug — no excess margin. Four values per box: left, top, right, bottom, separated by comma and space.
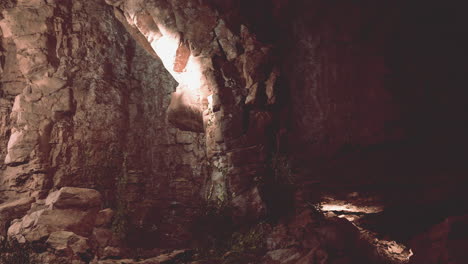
1, 1, 276, 248
47, 231, 91, 259
46, 187, 101, 209
409, 215, 468, 264
262, 210, 379, 264
1, 0, 207, 249
167, 84, 204, 132
8, 187, 101, 243
0, 197, 34, 236
4, 187, 123, 262
103, 0, 280, 223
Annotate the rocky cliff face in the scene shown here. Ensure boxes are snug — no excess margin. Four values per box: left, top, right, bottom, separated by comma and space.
0, 0, 207, 251
1, 0, 468, 263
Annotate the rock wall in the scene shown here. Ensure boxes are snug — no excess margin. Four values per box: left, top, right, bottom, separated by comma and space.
280, 0, 468, 234
277, 2, 468, 263
0, 0, 207, 249
103, 0, 281, 224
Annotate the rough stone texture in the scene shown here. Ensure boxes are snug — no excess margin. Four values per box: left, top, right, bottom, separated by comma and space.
261, 209, 388, 264
275, 2, 468, 263
95, 208, 115, 228
93, 227, 113, 249
46, 187, 101, 209
0, 0, 207, 249
138, 249, 190, 264
8, 187, 102, 243
408, 215, 468, 264
92, 249, 190, 264
47, 231, 90, 259
0, 196, 33, 236
279, 1, 468, 213
104, 1, 277, 220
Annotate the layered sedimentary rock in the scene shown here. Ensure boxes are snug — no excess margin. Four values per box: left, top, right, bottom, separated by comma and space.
103, 0, 279, 223
0, 0, 207, 250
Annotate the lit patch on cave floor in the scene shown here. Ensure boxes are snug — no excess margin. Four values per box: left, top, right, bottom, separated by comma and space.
320, 198, 413, 263
321, 203, 384, 214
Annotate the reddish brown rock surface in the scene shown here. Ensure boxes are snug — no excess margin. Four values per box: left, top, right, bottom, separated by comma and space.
1, 0, 207, 250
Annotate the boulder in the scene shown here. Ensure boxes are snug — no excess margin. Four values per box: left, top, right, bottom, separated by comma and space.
8, 187, 102, 242
0, 197, 34, 236
47, 230, 90, 258
46, 187, 101, 209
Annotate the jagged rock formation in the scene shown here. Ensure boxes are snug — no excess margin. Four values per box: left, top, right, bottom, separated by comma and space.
0, 0, 206, 250
1, 0, 468, 263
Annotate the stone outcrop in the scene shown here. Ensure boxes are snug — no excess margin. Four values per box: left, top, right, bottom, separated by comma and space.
103, 1, 278, 222
0, 187, 106, 262
1, 0, 207, 249
0, 197, 34, 236
262, 209, 387, 264
47, 231, 91, 260
8, 187, 102, 243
